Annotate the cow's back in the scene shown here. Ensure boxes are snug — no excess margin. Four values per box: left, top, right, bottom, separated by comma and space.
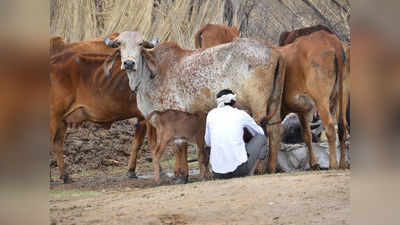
194, 24, 239, 49
142, 38, 282, 122
50, 33, 119, 56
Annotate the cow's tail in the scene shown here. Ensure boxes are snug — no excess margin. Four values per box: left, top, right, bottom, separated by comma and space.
266, 52, 286, 125
335, 44, 347, 146
264, 50, 287, 173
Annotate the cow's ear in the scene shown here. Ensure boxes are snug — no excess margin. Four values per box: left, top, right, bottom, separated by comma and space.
103, 49, 121, 77
142, 49, 158, 79
278, 31, 290, 46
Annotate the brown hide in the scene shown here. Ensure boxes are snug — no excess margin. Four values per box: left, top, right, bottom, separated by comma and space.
49, 32, 120, 56
194, 24, 239, 49
50, 51, 145, 182
276, 30, 348, 169
279, 24, 333, 46
146, 110, 210, 184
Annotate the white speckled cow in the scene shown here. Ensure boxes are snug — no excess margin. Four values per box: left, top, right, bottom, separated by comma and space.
104, 31, 286, 173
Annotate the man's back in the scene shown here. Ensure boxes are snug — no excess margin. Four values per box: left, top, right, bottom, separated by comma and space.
205, 106, 264, 173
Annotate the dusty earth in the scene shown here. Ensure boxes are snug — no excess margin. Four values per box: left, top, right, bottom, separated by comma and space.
50, 170, 350, 225
50, 120, 350, 225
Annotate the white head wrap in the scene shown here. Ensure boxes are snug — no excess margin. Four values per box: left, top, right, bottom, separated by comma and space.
216, 93, 236, 108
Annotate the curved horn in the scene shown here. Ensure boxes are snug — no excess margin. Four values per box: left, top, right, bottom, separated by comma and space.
151, 37, 159, 46
104, 35, 119, 48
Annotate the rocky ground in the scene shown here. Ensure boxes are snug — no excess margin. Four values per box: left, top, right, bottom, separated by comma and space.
50, 119, 149, 175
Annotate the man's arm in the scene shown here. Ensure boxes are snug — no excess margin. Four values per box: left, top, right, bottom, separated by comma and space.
242, 111, 264, 136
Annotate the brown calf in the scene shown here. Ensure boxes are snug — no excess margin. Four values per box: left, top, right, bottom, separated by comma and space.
194, 24, 239, 48
146, 110, 210, 184
50, 50, 149, 183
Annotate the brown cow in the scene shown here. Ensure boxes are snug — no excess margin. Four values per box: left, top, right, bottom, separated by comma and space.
50, 48, 154, 183
278, 24, 333, 46
280, 25, 351, 137
276, 30, 348, 169
50, 33, 120, 56
104, 31, 286, 173
146, 110, 210, 184
194, 24, 239, 49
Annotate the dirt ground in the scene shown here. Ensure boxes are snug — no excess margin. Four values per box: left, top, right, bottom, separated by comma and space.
50, 170, 350, 225
49, 120, 350, 225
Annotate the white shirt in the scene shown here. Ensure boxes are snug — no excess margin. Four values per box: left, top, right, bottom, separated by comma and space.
204, 106, 265, 173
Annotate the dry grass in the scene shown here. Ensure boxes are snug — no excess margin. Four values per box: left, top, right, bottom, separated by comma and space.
50, 0, 236, 48
50, 0, 98, 41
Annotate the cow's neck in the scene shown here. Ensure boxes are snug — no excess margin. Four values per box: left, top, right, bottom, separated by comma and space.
132, 53, 158, 117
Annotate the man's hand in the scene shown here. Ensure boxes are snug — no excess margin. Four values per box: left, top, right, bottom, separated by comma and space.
243, 128, 252, 143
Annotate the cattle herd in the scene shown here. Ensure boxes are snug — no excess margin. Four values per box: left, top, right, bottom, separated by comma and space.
50, 24, 350, 184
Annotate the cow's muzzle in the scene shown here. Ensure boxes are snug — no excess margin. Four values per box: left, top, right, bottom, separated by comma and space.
123, 60, 136, 71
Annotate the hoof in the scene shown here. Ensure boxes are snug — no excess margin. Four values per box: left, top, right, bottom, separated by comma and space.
170, 175, 188, 185
160, 170, 169, 179
311, 163, 321, 171
202, 172, 214, 181
49, 178, 57, 186
61, 174, 73, 184
127, 170, 138, 179
339, 162, 347, 169
152, 180, 162, 187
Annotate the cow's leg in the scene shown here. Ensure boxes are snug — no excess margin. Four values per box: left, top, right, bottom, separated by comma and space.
317, 102, 339, 169
50, 117, 71, 183
298, 113, 320, 169
152, 135, 168, 185
127, 120, 146, 178
152, 141, 162, 184
266, 123, 282, 173
338, 95, 349, 169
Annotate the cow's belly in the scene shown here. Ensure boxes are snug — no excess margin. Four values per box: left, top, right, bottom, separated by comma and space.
75, 95, 140, 122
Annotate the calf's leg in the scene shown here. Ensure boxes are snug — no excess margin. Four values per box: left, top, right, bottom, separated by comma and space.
152, 135, 168, 185
174, 141, 189, 184
195, 136, 211, 180
172, 144, 181, 177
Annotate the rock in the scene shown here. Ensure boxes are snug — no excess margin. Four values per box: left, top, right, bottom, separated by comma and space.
274, 141, 351, 172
